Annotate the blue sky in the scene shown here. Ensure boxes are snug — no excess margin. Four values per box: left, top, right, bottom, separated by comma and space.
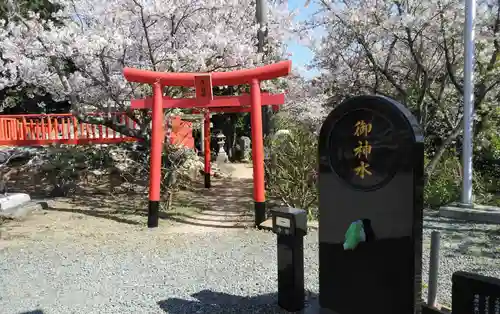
286, 0, 321, 78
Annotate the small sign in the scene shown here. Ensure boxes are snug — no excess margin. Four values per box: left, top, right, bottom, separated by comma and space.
276, 217, 291, 228
452, 271, 500, 314
194, 74, 213, 105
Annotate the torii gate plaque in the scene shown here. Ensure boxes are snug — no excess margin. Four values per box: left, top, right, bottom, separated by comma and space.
123, 60, 291, 228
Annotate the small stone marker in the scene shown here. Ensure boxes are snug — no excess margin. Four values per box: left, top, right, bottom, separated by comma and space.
0, 193, 31, 212
452, 271, 500, 314
317, 95, 424, 314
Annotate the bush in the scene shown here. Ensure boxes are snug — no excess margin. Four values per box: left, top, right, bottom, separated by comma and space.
265, 116, 499, 217
424, 149, 498, 208
265, 116, 318, 219
10, 142, 195, 205
424, 152, 461, 208
40, 144, 113, 196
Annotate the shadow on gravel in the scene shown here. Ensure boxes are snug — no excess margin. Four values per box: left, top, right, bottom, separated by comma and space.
44, 206, 142, 225
45, 203, 250, 229
19, 310, 44, 314
158, 289, 319, 313
180, 179, 254, 210
162, 214, 250, 229
41, 178, 255, 229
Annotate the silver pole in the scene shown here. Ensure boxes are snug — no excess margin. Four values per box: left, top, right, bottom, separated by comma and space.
256, 0, 268, 54
462, 0, 475, 206
427, 231, 441, 307
256, 0, 272, 137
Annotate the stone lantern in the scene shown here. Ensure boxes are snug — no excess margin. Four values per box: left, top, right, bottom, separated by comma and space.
216, 132, 229, 163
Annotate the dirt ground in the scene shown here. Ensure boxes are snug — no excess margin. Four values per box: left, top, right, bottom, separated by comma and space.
0, 163, 256, 249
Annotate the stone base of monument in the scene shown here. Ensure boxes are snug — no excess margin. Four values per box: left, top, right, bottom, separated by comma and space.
422, 304, 452, 314
259, 218, 273, 230
0, 193, 45, 220
439, 202, 500, 224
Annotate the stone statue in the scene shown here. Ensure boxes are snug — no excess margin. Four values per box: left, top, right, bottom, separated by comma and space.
237, 136, 251, 162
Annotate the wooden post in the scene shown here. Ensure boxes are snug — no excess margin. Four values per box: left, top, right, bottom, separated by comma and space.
250, 79, 266, 227
148, 81, 164, 228
204, 112, 211, 189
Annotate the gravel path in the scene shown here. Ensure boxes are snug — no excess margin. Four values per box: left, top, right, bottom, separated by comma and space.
0, 229, 319, 314
421, 211, 500, 306
0, 207, 499, 313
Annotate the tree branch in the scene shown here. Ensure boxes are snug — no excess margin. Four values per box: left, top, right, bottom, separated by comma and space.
132, 0, 158, 71
437, 1, 463, 94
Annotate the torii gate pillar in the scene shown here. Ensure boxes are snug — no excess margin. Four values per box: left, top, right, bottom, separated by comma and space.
148, 81, 164, 228
250, 79, 266, 223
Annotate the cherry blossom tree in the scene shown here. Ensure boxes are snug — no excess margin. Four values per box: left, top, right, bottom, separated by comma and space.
1, 0, 295, 141
278, 73, 329, 130
301, 0, 500, 176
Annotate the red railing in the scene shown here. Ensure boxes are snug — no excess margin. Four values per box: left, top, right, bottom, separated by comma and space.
0, 113, 194, 149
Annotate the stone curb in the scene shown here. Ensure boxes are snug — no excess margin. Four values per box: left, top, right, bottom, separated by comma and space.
439, 203, 500, 224
0, 201, 48, 220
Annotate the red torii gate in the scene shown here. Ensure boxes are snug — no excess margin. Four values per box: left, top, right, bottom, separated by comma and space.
123, 60, 291, 228
131, 93, 283, 190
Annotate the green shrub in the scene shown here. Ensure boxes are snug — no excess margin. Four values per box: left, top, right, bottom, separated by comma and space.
424, 152, 461, 208
265, 116, 319, 219
424, 149, 498, 208
265, 116, 498, 215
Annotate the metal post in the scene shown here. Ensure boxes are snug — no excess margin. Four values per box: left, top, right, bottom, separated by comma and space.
256, 0, 267, 54
462, 0, 475, 206
427, 231, 441, 307
256, 0, 272, 137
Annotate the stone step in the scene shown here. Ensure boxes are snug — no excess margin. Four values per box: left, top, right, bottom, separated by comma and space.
440, 203, 500, 224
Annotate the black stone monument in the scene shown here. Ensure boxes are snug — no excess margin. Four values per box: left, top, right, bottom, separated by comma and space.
317, 95, 424, 314
452, 271, 500, 314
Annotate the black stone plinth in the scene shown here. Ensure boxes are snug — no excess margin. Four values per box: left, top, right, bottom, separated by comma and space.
317, 95, 424, 314
277, 234, 305, 312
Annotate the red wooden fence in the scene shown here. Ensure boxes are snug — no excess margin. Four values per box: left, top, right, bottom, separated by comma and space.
0, 113, 194, 149
169, 116, 195, 148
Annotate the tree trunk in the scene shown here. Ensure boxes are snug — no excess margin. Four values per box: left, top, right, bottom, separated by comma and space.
425, 120, 463, 181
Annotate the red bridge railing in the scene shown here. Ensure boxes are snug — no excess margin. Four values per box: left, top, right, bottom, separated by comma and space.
0, 113, 194, 148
